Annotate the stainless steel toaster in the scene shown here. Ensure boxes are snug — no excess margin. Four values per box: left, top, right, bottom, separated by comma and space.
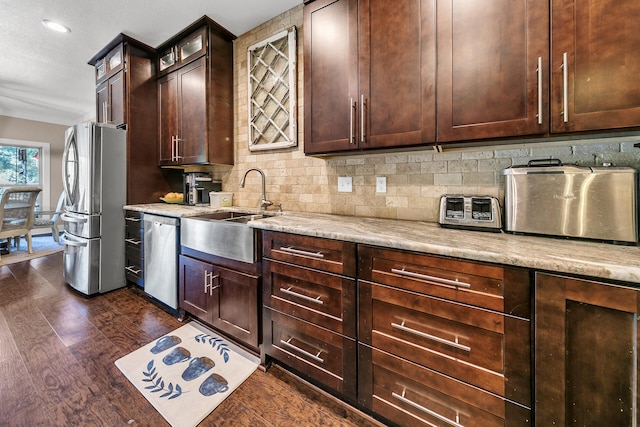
438, 195, 502, 231
503, 159, 638, 243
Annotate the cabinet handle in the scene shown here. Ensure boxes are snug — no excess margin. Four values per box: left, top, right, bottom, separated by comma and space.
279, 246, 325, 259
391, 321, 471, 352
124, 238, 142, 246
390, 268, 471, 289
349, 97, 355, 144
203, 271, 220, 295
392, 388, 465, 427
170, 136, 176, 162
125, 217, 142, 222
125, 266, 142, 275
561, 52, 569, 123
279, 337, 324, 363
360, 94, 366, 143
536, 56, 543, 125
280, 286, 324, 305
175, 136, 183, 161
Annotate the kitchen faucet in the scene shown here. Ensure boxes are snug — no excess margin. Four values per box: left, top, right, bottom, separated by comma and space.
239, 167, 273, 210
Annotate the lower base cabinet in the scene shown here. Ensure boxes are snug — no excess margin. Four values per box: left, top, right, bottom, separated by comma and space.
263, 307, 357, 400
359, 345, 531, 427
179, 254, 260, 351
535, 272, 640, 426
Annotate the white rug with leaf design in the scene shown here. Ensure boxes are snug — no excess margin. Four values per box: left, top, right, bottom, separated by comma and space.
115, 322, 259, 427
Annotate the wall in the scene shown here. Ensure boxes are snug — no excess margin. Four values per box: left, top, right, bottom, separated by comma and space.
225, 5, 640, 222
0, 115, 67, 210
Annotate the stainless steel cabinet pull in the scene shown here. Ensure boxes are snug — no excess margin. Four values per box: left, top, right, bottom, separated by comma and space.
536, 56, 543, 125
125, 266, 142, 275
279, 246, 325, 259
349, 97, 355, 144
390, 268, 471, 289
280, 287, 324, 305
125, 217, 142, 222
360, 94, 366, 143
280, 338, 324, 363
124, 238, 142, 246
392, 388, 465, 427
392, 321, 471, 352
561, 52, 568, 123
203, 271, 220, 295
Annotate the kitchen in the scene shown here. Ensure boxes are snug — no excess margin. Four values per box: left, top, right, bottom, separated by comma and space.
2, 0, 640, 426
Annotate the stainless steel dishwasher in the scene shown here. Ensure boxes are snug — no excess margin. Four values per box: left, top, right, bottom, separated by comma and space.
143, 213, 180, 309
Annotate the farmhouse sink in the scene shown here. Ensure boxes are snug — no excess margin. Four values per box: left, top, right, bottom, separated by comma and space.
180, 211, 277, 263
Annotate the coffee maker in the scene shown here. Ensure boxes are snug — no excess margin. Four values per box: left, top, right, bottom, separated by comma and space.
183, 172, 221, 206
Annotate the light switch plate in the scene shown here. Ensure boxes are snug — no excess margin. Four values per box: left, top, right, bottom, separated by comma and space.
376, 176, 386, 193
338, 176, 353, 192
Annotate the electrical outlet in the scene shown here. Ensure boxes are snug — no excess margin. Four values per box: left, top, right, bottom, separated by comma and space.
376, 176, 387, 193
338, 176, 353, 192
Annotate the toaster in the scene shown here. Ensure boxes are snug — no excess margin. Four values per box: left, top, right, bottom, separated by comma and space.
438, 195, 502, 232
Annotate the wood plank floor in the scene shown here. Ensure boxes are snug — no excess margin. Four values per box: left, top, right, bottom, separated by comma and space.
0, 252, 383, 426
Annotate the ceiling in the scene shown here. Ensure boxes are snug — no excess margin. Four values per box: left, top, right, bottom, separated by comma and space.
0, 0, 302, 126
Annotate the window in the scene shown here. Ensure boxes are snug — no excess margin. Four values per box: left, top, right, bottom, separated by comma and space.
0, 139, 50, 209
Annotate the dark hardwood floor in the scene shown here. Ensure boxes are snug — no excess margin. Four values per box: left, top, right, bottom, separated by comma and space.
0, 252, 382, 426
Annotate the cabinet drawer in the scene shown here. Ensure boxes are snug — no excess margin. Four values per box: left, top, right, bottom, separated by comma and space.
263, 260, 356, 338
125, 249, 143, 286
125, 226, 143, 251
263, 231, 356, 276
124, 211, 144, 230
358, 245, 530, 317
359, 345, 531, 427
359, 280, 531, 405
263, 307, 357, 400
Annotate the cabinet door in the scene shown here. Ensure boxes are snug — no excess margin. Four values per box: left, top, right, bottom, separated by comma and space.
96, 80, 108, 124
303, 0, 359, 154
177, 57, 207, 164
158, 72, 178, 165
535, 272, 640, 426
108, 71, 125, 126
179, 255, 212, 322
437, 0, 549, 142
359, 0, 435, 148
551, 0, 640, 133
209, 266, 260, 350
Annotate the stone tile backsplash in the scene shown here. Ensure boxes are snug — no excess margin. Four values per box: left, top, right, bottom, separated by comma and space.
221, 4, 640, 223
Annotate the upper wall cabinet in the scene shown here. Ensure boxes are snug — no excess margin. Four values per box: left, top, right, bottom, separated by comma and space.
156, 17, 236, 166
89, 35, 172, 204
303, 0, 436, 155
436, 0, 549, 142
157, 26, 208, 77
550, 0, 640, 133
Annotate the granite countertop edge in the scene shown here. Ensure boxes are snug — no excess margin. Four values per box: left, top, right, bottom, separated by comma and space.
124, 204, 640, 284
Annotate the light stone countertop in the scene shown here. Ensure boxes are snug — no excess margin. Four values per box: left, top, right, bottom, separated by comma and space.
123, 204, 640, 285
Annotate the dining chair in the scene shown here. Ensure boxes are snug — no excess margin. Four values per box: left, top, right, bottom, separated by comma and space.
0, 186, 42, 260
32, 191, 65, 244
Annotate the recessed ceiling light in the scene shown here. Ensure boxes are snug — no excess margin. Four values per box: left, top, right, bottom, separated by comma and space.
42, 19, 71, 33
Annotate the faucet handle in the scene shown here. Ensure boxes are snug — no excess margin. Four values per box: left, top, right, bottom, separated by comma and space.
261, 199, 273, 210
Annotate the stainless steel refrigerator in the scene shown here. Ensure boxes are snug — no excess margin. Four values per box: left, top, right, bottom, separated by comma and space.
61, 121, 126, 295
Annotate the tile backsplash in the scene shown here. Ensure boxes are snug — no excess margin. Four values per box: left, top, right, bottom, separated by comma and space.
221, 4, 640, 222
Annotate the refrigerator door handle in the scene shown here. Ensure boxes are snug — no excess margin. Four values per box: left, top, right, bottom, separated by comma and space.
61, 213, 87, 223
62, 232, 88, 247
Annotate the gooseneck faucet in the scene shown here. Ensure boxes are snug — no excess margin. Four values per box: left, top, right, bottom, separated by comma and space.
239, 167, 273, 210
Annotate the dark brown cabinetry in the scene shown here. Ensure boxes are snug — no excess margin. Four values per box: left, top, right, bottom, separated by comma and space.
358, 245, 532, 426
157, 18, 235, 166
262, 231, 358, 400
124, 210, 144, 287
550, 0, 640, 133
303, 0, 435, 154
179, 253, 260, 351
95, 43, 126, 126
535, 272, 640, 426
89, 35, 173, 204
436, 0, 549, 142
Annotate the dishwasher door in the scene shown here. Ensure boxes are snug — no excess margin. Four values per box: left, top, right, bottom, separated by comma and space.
144, 214, 180, 309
